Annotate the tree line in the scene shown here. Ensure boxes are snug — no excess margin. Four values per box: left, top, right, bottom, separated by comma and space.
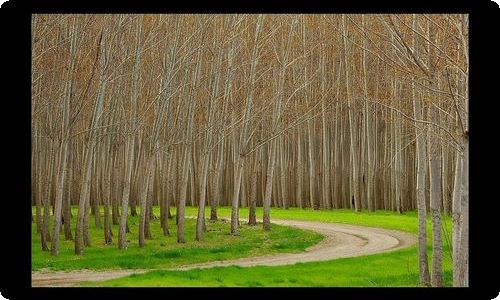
31, 14, 468, 286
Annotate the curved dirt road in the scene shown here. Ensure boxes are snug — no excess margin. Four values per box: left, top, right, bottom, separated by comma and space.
32, 219, 416, 287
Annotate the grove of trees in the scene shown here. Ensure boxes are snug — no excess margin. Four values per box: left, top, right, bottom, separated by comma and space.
31, 14, 469, 287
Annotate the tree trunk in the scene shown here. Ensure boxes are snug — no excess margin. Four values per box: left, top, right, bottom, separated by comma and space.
177, 145, 190, 243
361, 16, 374, 213
51, 137, 69, 255
63, 144, 73, 240
457, 138, 469, 286
342, 15, 360, 212
413, 93, 431, 286
452, 146, 463, 286
411, 14, 431, 286
103, 146, 113, 245
429, 105, 443, 287
231, 15, 262, 235
248, 155, 259, 225
139, 156, 154, 247
263, 139, 277, 231
75, 143, 94, 255
118, 18, 142, 249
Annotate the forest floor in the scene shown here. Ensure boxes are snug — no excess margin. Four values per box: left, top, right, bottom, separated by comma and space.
32, 216, 415, 287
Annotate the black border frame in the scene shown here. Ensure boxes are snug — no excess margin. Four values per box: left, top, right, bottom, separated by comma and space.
1, 0, 499, 299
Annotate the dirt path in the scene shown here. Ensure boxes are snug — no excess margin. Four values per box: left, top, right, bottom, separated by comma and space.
31, 269, 148, 287
31, 219, 416, 287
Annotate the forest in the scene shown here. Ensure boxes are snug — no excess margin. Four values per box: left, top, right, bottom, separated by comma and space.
31, 14, 468, 287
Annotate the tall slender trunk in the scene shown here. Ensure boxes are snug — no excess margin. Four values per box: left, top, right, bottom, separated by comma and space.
231, 15, 262, 235
394, 80, 403, 214
279, 138, 288, 209
425, 19, 443, 287
118, 19, 142, 249
452, 146, 463, 286
75, 142, 94, 255
41, 140, 54, 251
307, 118, 316, 209
51, 17, 78, 256
75, 68, 107, 254
413, 77, 430, 286
179, 17, 205, 242
455, 16, 469, 284
262, 138, 277, 230
320, 53, 331, 209
230, 155, 244, 234
296, 125, 304, 209
162, 154, 172, 236
34, 129, 43, 235
196, 148, 210, 240
411, 14, 431, 286
139, 156, 154, 247
51, 137, 69, 255
196, 23, 222, 240
63, 145, 73, 240
248, 153, 259, 225
413, 81, 430, 286
211, 139, 224, 221
112, 148, 120, 225
333, 101, 341, 209
91, 155, 102, 229
429, 118, 443, 287
118, 137, 134, 249
178, 141, 191, 243
145, 159, 155, 238
211, 148, 222, 220
103, 141, 113, 245
457, 138, 468, 286
362, 15, 374, 213
263, 21, 293, 228
342, 15, 360, 212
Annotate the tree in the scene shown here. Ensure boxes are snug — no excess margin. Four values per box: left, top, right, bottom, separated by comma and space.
31, 16, 468, 286
411, 14, 431, 286
118, 16, 143, 250
230, 14, 263, 235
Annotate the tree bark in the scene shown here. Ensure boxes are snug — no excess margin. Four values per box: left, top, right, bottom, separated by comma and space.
342, 15, 360, 212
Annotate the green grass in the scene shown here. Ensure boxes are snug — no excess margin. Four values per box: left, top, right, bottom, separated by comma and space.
184, 206, 430, 234
32, 206, 452, 287
31, 207, 323, 271
90, 247, 451, 287
91, 207, 453, 287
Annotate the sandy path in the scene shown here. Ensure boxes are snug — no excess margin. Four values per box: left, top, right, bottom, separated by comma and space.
31, 219, 416, 287
31, 269, 147, 287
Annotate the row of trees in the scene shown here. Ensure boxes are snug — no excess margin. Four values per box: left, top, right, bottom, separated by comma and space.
31, 14, 468, 286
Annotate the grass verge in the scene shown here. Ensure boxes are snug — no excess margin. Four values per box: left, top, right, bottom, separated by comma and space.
31, 208, 322, 271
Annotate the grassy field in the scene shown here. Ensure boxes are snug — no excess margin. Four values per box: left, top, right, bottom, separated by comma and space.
89, 246, 442, 287
31, 208, 323, 271
32, 206, 453, 286
94, 207, 452, 287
